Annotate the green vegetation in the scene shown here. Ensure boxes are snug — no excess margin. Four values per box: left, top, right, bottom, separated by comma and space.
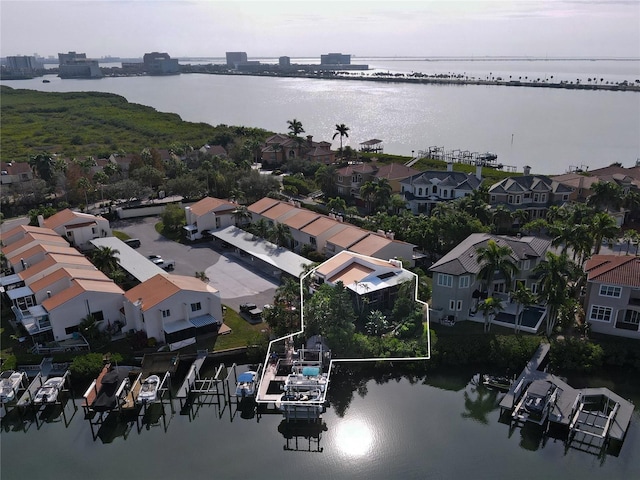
69, 352, 123, 385
0, 86, 269, 160
213, 307, 269, 351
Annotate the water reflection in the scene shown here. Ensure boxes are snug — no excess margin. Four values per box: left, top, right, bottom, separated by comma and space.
461, 376, 501, 425
335, 418, 374, 457
278, 419, 327, 452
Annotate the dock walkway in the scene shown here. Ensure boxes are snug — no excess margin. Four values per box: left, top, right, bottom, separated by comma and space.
176, 351, 207, 399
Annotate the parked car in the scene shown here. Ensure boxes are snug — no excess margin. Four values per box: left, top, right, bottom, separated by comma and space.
148, 254, 163, 264
240, 302, 257, 313
124, 238, 141, 248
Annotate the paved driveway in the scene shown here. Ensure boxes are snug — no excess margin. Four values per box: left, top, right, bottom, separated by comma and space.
111, 217, 278, 311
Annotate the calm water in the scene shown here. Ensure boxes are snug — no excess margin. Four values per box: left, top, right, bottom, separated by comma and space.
2, 58, 639, 175
1, 365, 639, 480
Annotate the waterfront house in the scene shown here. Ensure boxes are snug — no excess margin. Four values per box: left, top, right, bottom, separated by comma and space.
183, 196, 239, 241
583, 255, 640, 339
311, 251, 415, 315
429, 233, 551, 328
123, 274, 223, 351
39, 209, 112, 251
488, 172, 573, 223
400, 163, 483, 215
261, 134, 335, 167
334, 163, 378, 200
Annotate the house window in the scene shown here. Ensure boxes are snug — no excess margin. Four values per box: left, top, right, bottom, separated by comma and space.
494, 282, 506, 293
437, 273, 453, 288
531, 283, 538, 294
310, 237, 317, 245
443, 190, 448, 198
599, 285, 622, 298
490, 195, 496, 202
522, 260, 530, 271
541, 194, 547, 202
589, 305, 613, 323
459, 276, 470, 288
162, 309, 171, 318
533, 193, 539, 202
524, 193, 531, 199
338, 175, 343, 182
65, 325, 79, 335
449, 300, 456, 311
508, 195, 513, 203
92, 227, 97, 234
456, 300, 463, 311
432, 186, 437, 194
418, 188, 423, 196
623, 310, 640, 326
563, 194, 569, 201
91, 311, 104, 321
515, 196, 521, 204
191, 302, 202, 312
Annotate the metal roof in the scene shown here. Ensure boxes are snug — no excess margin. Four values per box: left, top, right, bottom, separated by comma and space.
90, 237, 165, 282
212, 226, 313, 278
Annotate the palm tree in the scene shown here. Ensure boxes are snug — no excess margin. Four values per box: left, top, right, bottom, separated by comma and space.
252, 218, 269, 239
275, 277, 300, 308
269, 222, 292, 248
91, 246, 120, 274
232, 205, 252, 227
622, 229, 640, 256
477, 296, 504, 333
359, 181, 378, 212
271, 142, 283, 166
326, 197, 347, 213
76, 176, 93, 208
511, 283, 536, 333
587, 181, 624, 213
491, 205, 512, 234
365, 310, 388, 336
475, 239, 519, 298
373, 178, 393, 212
29, 152, 55, 184
591, 212, 619, 254
512, 209, 529, 228
287, 118, 305, 137
533, 252, 577, 336
332, 124, 350, 157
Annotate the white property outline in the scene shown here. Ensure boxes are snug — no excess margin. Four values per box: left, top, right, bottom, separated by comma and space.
255, 254, 431, 407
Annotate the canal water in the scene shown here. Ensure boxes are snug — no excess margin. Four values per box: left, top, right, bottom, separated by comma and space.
1, 364, 638, 480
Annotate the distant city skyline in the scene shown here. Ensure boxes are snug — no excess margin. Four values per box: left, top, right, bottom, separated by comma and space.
1, 1, 639, 59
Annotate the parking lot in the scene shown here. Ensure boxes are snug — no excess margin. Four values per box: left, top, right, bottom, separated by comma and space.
111, 217, 279, 312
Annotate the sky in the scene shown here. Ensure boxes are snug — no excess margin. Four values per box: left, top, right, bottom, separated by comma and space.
1, 0, 639, 59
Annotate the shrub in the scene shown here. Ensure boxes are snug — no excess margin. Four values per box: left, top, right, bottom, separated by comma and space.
70, 352, 123, 384
549, 337, 604, 372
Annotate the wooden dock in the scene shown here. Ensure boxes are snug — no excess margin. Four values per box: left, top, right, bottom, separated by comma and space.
176, 351, 207, 399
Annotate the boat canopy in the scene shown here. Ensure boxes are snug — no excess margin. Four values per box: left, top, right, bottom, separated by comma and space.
302, 367, 320, 377
237, 372, 255, 383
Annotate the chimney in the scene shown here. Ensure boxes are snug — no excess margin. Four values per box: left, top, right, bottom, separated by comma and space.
37, 214, 45, 227
386, 231, 395, 240
447, 162, 453, 172
523, 165, 531, 176
47, 291, 51, 298
476, 163, 482, 181
377, 229, 385, 236
307, 135, 313, 147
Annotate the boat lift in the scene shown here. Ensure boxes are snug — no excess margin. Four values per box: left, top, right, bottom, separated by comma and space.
566, 393, 621, 454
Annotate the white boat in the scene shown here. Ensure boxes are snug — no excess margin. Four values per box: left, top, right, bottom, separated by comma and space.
33, 377, 65, 405
284, 366, 327, 392
235, 371, 257, 398
137, 375, 160, 404
0, 371, 26, 403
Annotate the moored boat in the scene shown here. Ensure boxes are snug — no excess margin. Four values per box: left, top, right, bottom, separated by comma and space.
0, 371, 26, 403
33, 377, 65, 405
235, 371, 257, 398
137, 375, 160, 404
482, 374, 513, 392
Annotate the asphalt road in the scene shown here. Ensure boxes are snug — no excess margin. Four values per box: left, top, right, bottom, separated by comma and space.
111, 217, 279, 312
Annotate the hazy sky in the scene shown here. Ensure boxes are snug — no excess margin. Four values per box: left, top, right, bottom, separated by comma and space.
1, 0, 639, 59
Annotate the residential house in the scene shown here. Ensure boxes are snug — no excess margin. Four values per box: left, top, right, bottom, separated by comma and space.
400, 164, 483, 215
488, 173, 573, 222
247, 198, 416, 265
123, 274, 223, 351
198, 144, 228, 158
0, 162, 33, 185
429, 233, 551, 329
373, 163, 420, 194
6, 243, 82, 273
183, 197, 239, 241
584, 255, 640, 339
311, 251, 416, 314
261, 134, 335, 167
1, 225, 61, 247
334, 163, 378, 199
108, 153, 136, 176
40, 209, 112, 250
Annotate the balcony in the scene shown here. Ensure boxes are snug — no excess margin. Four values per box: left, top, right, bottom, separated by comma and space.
12, 305, 51, 335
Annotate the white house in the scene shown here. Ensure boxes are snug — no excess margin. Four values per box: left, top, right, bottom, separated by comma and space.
123, 274, 223, 350
183, 197, 239, 241
40, 209, 112, 251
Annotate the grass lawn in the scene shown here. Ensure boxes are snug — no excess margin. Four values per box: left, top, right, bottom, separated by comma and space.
213, 307, 269, 351
112, 230, 131, 241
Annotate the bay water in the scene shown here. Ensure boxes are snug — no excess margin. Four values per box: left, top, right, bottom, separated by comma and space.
2, 58, 639, 175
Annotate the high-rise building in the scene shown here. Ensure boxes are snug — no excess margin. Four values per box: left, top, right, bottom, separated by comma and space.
6, 55, 41, 74
57, 51, 102, 78
320, 53, 351, 65
143, 52, 179, 75
279, 56, 291, 67
226, 52, 248, 68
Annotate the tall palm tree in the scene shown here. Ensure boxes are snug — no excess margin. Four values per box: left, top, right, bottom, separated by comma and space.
476, 239, 519, 297
252, 218, 269, 239
511, 283, 536, 333
332, 124, 350, 157
533, 251, 577, 336
622, 229, 640, 256
477, 296, 504, 333
587, 181, 624, 213
491, 205, 512, 234
271, 142, 283, 166
77, 176, 93, 208
373, 178, 393, 212
287, 118, 305, 137
359, 181, 378, 213
591, 212, 619, 254
233, 205, 252, 227
91, 246, 120, 274
269, 222, 292, 248
29, 152, 55, 184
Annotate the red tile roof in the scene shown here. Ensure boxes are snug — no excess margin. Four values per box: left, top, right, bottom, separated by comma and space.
585, 255, 640, 288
